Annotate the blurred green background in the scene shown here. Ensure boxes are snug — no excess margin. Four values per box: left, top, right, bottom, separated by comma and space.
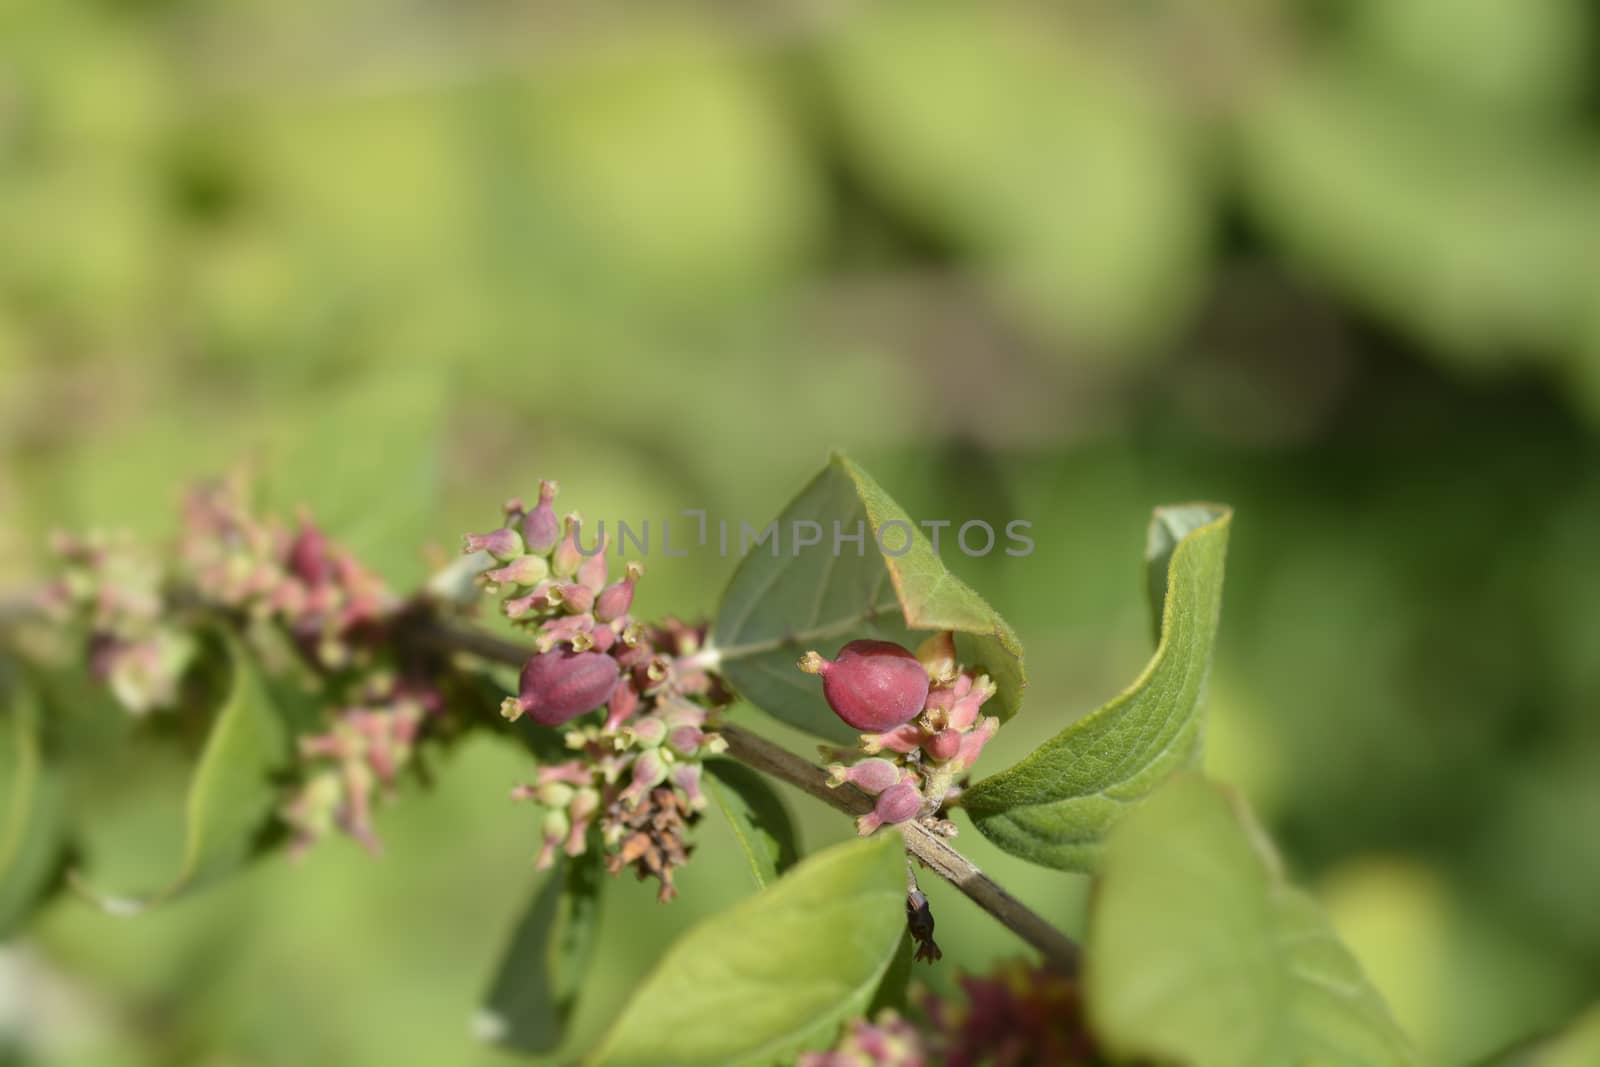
3, 0, 1600, 1064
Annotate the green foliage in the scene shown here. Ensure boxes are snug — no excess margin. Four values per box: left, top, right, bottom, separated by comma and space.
822, 0, 1207, 353
0, 669, 66, 936
704, 759, 800, 889
478, 853, 605, 1057
71, 634, 288, 912
1086, 775, 1418, 1067
963, 505, 1230, 871
1476, 1005, 1600, 1067
587, 833, 906, 1067
712, 453, 1024, 743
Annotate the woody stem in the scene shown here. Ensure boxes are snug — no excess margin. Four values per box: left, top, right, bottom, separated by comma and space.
411, 617, 1082, 974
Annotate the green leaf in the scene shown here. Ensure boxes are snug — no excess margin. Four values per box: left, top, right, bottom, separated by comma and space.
589, 832, 907, 1067
705, 758, 800, 889
1475, 1004, 1600, 1067
867, 933, 915, 1017
70, 633, 288, 912
476, 852, 605, 1055
711, 453, 1024, 743
1085, 775, 1419, 1067
962, 504, 1230, 872
0, 670, 66, 937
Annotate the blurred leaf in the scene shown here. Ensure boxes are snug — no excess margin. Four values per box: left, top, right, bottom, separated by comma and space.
823, 1, 1207, 353
526, 29, 821, 302
1238, 64, 1594, 374
712, 453, 1024, 743
588, 833, 906, 1067
963, 504, 1230, 871
0, 670, 66, 936
477, 852, 604, 1056
705, 758, 800, 889
260, 367, 447, 585
1086, 776, 1418, 1067
1475, 1005, 1600, 1067
71, 633, 288, 912
1350, 0, 1590, 113
867, 933, 915, 1017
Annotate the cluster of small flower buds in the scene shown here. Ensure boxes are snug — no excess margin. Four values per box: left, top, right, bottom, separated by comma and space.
806, 960, 1102, 1067
279, 676, 440, 856
919, 960, 1102, 1067
798, 1011, 928, 1067
463, 482, 646, 669
465, 486, 728, 901
40, 473, 440, 858
508, 687, 726, 902
179, 475, 393, 671
803, 633, 999, 836
38, 529, 196, 714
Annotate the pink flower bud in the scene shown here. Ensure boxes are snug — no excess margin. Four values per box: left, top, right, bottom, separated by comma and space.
551, 514, 584, 579
671, 762, 706, 809
578, 535, 609, 593
860, 723, 924, 755
533, 613, 594, 652
504, 650, 620, 726
618, 749, 668, 808
503, 582, 555, 620
587, 625, 617, 653
535, 809, 570, 868
953, 716, 999, 772
522, 480, 561, 556
287, 520, 333, 585
624, 715, 668, 749
666, 725, 704, 756
566, 787, 600, 856
602, 680, 640, 732
595, 561, 643, 623
945, 674, 996, 731
463, 527, 525, 561
537, 781, 575, 807
916, 630, 959, 684
826, 757, 902, 795
922, 729, 962, 763
799, 640, 930, 733
537, 762, 592, 787
550, 582, 595, 615
856, 781, 924, 835
485, 554, 550, 590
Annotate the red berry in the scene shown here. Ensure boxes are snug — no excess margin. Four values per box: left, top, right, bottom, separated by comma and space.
512, 649, 620, 726
801, 640, 929, 733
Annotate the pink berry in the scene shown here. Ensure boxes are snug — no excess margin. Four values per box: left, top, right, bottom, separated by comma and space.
507, 649, 620, 726
799, 640, 930, 733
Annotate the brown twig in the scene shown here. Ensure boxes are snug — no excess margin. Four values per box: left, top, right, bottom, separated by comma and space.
410, 617, 1082, 974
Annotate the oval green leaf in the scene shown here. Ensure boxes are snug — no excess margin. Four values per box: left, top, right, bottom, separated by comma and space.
1086, 775, 1419, 1067
711, 453, 1024, 743
705, 758, 801, 889
0, 671, 66, 936
962, 504, 1230, 871
70, 633, 288, 912
588, 832, 906, 1067
476, 851, 605, 1055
